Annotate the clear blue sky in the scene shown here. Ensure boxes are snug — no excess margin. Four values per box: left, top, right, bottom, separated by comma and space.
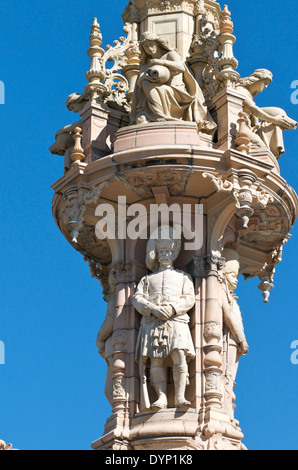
0, 0, 298, 450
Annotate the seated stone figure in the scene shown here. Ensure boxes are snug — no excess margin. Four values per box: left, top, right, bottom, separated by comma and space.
236, 69, 297, 159
133, 227, 195, 411
130, 32, 217, 136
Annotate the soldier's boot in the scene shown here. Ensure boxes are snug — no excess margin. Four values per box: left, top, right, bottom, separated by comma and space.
150, 365, 168, 410
173, 365, 191, 409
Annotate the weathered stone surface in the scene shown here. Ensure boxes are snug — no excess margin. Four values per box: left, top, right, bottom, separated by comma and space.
50, 0, 298, 451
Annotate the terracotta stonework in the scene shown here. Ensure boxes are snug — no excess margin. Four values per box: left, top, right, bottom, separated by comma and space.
50, 0, 298, 451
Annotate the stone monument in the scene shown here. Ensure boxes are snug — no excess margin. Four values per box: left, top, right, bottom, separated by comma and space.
50, 0, 298, 450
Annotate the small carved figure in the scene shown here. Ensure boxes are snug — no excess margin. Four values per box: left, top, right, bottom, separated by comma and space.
133, 227, 195, 411
199, 13, 217, 39
236, 69, 297, 159
130, 32, 217, 136
49, 93, 89, 172
0, 440, 13, 451
96, 268, 117, 406
221, 248, 248, 421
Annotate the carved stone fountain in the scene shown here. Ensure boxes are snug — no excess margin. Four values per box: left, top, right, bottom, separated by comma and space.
50, 0, 297, 450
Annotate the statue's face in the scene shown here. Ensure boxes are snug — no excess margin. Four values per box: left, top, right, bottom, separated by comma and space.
225, 270, 238, 291
157, 247, 174, 266
258, 79, 270, 92
143, 40, 159, 58
251, 79, 270, 96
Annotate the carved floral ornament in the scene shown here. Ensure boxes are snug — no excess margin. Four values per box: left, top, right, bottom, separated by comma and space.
242, 235, 291, 303
186, 432, 245, 450
201, 170, 291, 303
61, 182, 108, 244
119, 168, 190, 197
202, 171, 274, 229
82, 1, 228, 112
84, 18, 140, 109
85, 258, 134, 299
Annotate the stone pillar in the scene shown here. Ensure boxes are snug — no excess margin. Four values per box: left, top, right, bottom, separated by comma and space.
203, 254, 225, 415
210, 87, 245, 151
81, 103, 128, 163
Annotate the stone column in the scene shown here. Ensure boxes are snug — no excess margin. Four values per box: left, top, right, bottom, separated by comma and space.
202, 255, 225, 416
80, 102, 129, 162
192, 256, 206, 418
210, 87, 245, 151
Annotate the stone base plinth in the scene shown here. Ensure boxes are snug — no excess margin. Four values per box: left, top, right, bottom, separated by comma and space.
113, 121, 213, 154
91, 407, 245, 451
130, 408, 199, 450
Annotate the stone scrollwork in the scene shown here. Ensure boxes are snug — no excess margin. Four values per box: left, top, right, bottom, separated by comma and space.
84, 18, 140, 111
255, 235, 291, 303
233, 172, 275, 230
84, 257, 110, 300
61, 182, 108, 244
120, 168, 190, 198
61, 193, 86, 244
255, 188, 274, 209
187, 11, 220, 104
82, 181, 109, 205
202, 172, 233, 192
203, 169, 276, 232
185, 433, 244, 451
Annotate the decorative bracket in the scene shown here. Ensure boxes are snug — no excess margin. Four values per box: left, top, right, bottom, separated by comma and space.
61, 182, 108, 244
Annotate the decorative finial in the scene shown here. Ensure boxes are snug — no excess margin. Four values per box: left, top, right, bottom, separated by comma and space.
216, 4, 239, 87
235, 112, 251, 154
70, 127, 85, 167
258, 277, 274, 303
220, 5, 234, 35
233, 171, 256, 230
85, 18, 105, 101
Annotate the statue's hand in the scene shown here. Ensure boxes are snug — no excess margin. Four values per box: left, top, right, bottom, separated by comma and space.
160, 303, 175, 317
149, 58, 163, 66
152, 306, 172, 321
272, 115, 296, 129
238, 339, 249, 356
96, 341, 105, 358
